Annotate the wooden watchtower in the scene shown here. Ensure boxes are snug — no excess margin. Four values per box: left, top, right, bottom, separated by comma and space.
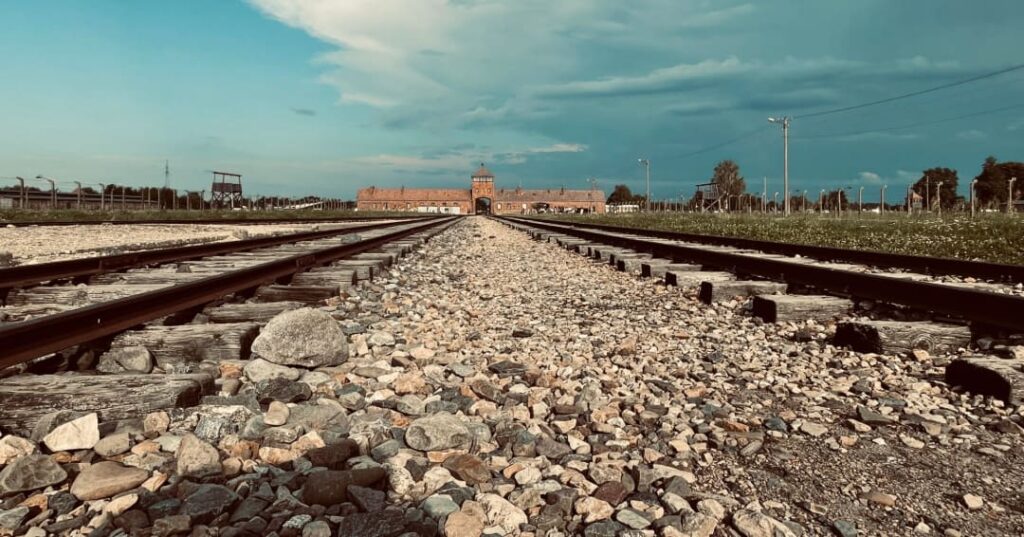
211, 171, 243, 208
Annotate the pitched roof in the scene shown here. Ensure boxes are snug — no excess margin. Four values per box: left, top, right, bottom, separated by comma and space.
495, 188, 605, 204
472, 163, 494, 178
356, 187, 471, 202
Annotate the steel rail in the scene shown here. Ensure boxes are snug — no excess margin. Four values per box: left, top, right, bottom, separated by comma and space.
520, 217, 1024, 282
0, 218, 434, 296
500, 216, 1024, 332
0, 215, 427, 227
0, 217, 456, 368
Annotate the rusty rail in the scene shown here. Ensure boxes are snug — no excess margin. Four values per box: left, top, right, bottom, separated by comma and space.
500, 216, 1024, 332
0, 218, 435, 297
0, 217, 456, 368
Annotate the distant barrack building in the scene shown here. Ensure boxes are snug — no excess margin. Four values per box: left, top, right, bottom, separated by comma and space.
356, 164, 606, 215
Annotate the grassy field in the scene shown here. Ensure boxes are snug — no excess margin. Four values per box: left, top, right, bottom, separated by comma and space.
540, 212, 1024, 265
0, 209, 408, 223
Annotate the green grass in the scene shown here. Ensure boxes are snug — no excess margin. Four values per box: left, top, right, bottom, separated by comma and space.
0, 209, 409, 223
539, 212, 1024, 265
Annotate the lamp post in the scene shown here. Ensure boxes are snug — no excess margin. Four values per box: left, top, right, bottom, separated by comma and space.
907, 185, 912, 214
970, 179, 978, 217
773, 192, 779, 212
881, 185, 887, 214
763, 176, 768, 214
98, 183, 106, 211
15, 177, 25, 209
858, 186, 864, 214
936, 181, 944, 216
802, 190, 807, 212
36, 175, 56, 209
637, 158, 650, 212
74, 181, 82, 210
925, 176, 931, 212
768, 117, 791, 215
819, 189, 826, 213
1009, 177, 1017, 213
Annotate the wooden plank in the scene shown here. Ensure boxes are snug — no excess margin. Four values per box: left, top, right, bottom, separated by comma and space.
291, 269, 357, 287
6, 284, 171, 307
352, 252, 396, 267
946, 357, 1024, 404
834, 320, 972, 355
752, 294, 853, 323
202, 301, 303, 324
699, 280, 787, 304
107, 322, 260, 370
0, 373, 214, 435
256, 284, 342, 304
644, 263, 701, 279
665, 270, 734, 287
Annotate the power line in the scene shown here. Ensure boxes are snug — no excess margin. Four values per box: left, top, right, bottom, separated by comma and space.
793, 62, 1024, 119
677, 126, 770, 158
793, 102, 1024, 140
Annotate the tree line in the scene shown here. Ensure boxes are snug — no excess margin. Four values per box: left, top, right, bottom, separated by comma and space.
605, 155, 1023, 211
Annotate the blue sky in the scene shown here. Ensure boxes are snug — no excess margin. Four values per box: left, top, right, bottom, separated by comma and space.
2, 1, 1023, 202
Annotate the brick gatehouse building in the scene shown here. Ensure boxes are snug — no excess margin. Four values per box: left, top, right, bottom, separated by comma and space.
356, 164, 606, 215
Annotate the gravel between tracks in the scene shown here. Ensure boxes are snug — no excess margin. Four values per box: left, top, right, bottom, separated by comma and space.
4, 216, 1022, 536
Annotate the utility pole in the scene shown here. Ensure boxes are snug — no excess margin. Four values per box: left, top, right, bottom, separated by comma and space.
763, 176, 767, 214
15, 177, 25, 209
637, 159, 650, 211
925, 176, 930, 212
1010, 177, 1018, 213
768, 117, 791, 215
970, 179, 978, 217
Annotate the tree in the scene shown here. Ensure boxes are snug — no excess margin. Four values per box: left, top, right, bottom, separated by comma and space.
607, 184, 636, 204
974, 156, 1024, 207
911, 167, 958, 210
710, 160, 745, 209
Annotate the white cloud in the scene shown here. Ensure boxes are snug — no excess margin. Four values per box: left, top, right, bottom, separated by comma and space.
348, 142, 587, 172
957, 129, 986, 140
858, 171, 882, 184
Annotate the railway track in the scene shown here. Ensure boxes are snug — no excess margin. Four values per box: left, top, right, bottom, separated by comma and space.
498, 216, 1024, 403
0, 216, 456, 378
0, 214, 427, 227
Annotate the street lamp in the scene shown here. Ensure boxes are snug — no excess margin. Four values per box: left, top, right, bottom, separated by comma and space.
637, 158, 650, 211
936, 181, 944, 216
15, 177, 26, 209
1009, 177, 1017, 213
768, 116, 791, 215
970, 179, 978, 217
773, 192, 779, 212
858, 186, 864, 214
74, 181, 82, 210
881, 185, 887, 214
802, 190, 807, 212
36, 175, 57, 209
819, 189, 826, 213
98, 183, 106, 211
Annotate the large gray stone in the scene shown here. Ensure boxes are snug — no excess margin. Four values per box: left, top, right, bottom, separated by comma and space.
70, 461, 148, 500
97, 346, 153, 374
405, 413, 472, 452
251, 308, 349, 367
244, 358, 302, 383
43, 412, 100, 452
176, 433, 221, 478
0, 454, 67, 494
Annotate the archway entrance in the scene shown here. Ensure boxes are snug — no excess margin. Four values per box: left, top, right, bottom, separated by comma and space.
474, 197, 492, 215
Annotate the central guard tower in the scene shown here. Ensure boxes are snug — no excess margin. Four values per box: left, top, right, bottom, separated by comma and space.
471, 163, 495, 214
